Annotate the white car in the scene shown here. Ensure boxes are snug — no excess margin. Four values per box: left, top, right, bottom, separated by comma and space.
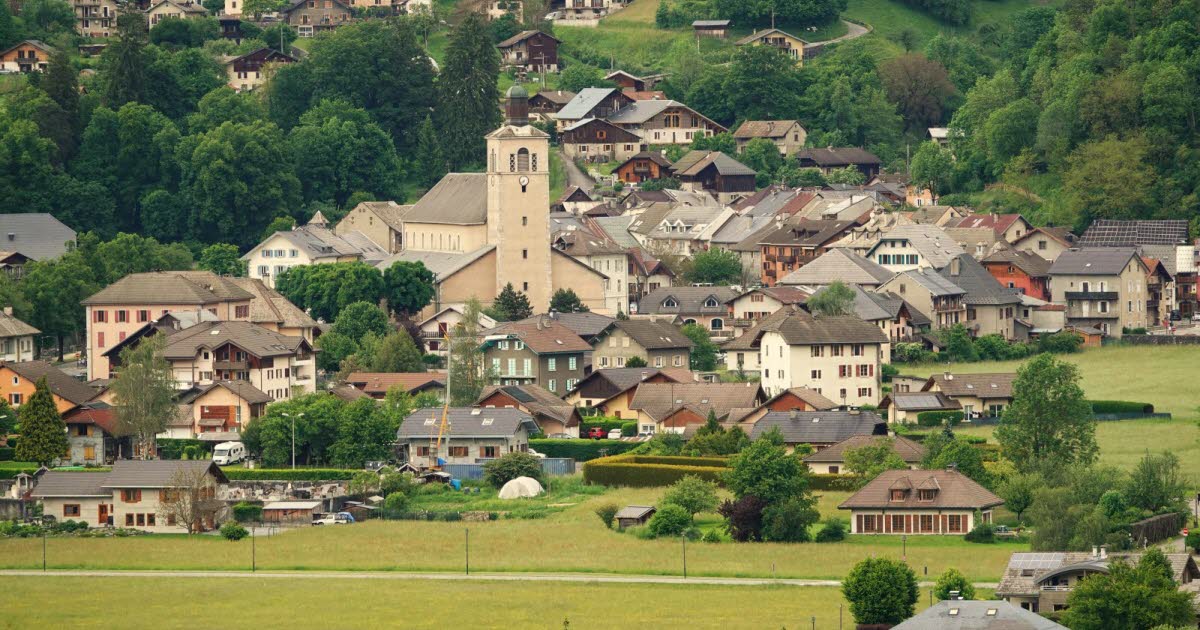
313, 512, 355, 526
607, 429, 623, 440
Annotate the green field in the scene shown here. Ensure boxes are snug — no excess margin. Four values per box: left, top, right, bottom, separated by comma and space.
0, 576, 990, 629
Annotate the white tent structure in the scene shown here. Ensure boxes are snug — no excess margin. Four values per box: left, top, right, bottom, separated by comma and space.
498, 476, 545, 499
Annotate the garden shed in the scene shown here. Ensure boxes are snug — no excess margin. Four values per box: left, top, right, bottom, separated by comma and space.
615, 505, 656, 528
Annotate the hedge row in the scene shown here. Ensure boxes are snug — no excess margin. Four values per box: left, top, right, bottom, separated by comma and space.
809, 473, 851, 490
916, 410, 964, 427
0, 447, 13, 461
528, 439, 640, 462
158, 439, 214, 460
583, 454, 728, 487
223, 468, 357, 481
623, 455, 729, 467
1089, 400, 1154, 414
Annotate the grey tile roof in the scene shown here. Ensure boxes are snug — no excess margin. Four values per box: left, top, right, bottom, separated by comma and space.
516, 312, 615, 340
925, 372, 1015, 399
30, 471, 109, 498
938, 254, 1022, 305
868, 224, 965, 268
1048, 247, 1140, 276
796, 147, 880, 167
554, 87, 622, 121
226, 278, 317, 330
630, 382, 763, 422
892, 600, 1067, 630
732, 119, 803, 138
1136, 244, 1180, 275
603, 319, 693, 350
477, 384, 578, 426
496, 29, 559, 47
0, 311, 38, 338
709, 214, 775, 246
252, 224, 383, 261
162, 321, 310, 360
592, 216, 639, 249
192, 380, 273, 405
403, 173, 488, 225
1078, 219, 1188, 247
102, 460, 228, 488
981, 248, 1052, 278
748, 305, 889, 346
6, 360, 96, 405
487, 319, 591, 354
375, 246, 496, 281
894, 268, 966, 297
636, 286, 739, 316
804, 434, 926, 463
778, 248, 894, 286
83, 271, 255, 306
0, 214, 76, 260
884, 391, 961, 411
997, 551, 1197, 598
757, 219, 856, 247
397, 407, 537, 439
608, 100, 695, 125
750, 410, 886, 443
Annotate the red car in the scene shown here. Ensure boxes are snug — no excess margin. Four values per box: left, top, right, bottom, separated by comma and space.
587, 427, 606, 440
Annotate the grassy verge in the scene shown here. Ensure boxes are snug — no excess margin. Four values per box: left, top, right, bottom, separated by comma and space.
0, 576, 991, 628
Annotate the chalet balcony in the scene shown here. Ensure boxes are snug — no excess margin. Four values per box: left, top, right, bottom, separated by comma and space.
1065, 291, 1118, 301
1067, 307, 1119, 319
732, 318, 754, 328
213, 360, 248, 370
420, 331, 446, 339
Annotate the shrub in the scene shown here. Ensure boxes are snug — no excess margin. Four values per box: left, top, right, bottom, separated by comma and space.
582, 454, 728, 487
222, 469, 356, 481
579, 418, 626, 434
762, 496, 818, 542
815, 518, 847, 542
620, 422, 637, 437
1185, 530, 1200, 554
647, 504, 692, 537
1038, 331, 1083, 354
528, 439, 639, 462
1089, 400, 1154, 415
809, 473, 851, 490
384, 492, 410, 515
231, 502, 263, 523
661, 475, 719, 519
718, 495, 767, 542
595, 503, 619, 528
964, 521, 995, 543
0, 447, 13, 461
701, 529, 721, 543
483, 452, 543, 488
220, 520, 249, 541
933, 567, 976, 600
157, 438, 211, 460
917, 410, 964, 427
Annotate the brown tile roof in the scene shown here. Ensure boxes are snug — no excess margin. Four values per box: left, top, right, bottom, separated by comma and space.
981, 248, 1052, 278
63, 403, 120, 436
516, 312, 615, 341
805, 434, 926, 463
488, 319, 591, 354
226, 278, 317, 330
477, 384, 579, 427
102, 459, 229, 488
191, 380, 273, 405
533, 90, 576, 105
756, 219, 857, 247
797, 147, 881, 167
732, 119, 802, 139
636, 286, 739, 316
161, 321, 311, 360
497, 30, 560, 48
352, 201, 413, 231
762, 387, 838, 411
0, 310, 38, 338
924, 372, 1015, 399
839, 469, 1003, 510
603, 319, 693, 351
5, 360, 96, 405
727, 305, 888, 351
82, 271, 254, 306
346, 372, 445, 396
630, 382, 763, 422
947, 213, 1028, 236
329, 384, 370, 401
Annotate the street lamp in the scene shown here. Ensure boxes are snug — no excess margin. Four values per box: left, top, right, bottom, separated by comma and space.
901, 534, 907, 561
282, 412, 304, 469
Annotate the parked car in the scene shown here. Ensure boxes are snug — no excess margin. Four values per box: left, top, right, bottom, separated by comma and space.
1192, 312, 1200, 322
528, 449, 546, 459
607, 429, 622, 439
546, 433, 575, 439
212, 441, 246, 466
313, 512, 355, 526
587, 427, 606, 439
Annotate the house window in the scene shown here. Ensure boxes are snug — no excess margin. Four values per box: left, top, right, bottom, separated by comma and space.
919, 514, 935, 532
235, 305, 249, 318
449, 446, 468, 457
861, 514, 878, 532
122, 489, 142, 503
891, 514, 905, 532
548, 379, 556, 392
917, 489, 935, 502
710, 318, 724, 331
63, 504, 81, 517
654, 356, 664, 368
9, 393, 20, 405
415, 446, 430, 457
125, 514, 134, 526
703, 297, 719, 308
663, 298, 678, 308
890, 489, 906, 501
136, 514, 145, 527
811, 346, 824, 357
137, 310, 150, 322
547, 358, 557, 372
481, 446, 499, 458
858, 387, 873, 398
568, 357, 577, 370
948, 514, 963, 532
673, 355, 683, 367
147, 513, 156, 527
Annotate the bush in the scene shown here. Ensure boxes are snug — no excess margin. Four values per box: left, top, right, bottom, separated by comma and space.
620, 422, 637, 437
220, 520, 248, 541
0, 447, 13, 461
701, 529, 721, 543
582, 454, 728, 487
964, 521, 995, 543
762, 496, 818, 542
1089, 400, 1155, 415
384, 492, 410, 515
595, 503, 619, 528
483, 451, 543, 488
815, 518, 847, 542
528, 438, 639, 462
1185, 530, 1200, 554
579, 418, 626, 434
231, 502, 263, 523
1038, 331, 1083, 354
917, 410, 964, 427
809, 473, 852, 490
158, 438, 211, 460
647, 504, 692, 537
223, 469, 357, 481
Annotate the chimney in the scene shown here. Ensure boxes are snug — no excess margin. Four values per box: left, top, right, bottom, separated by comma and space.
548, 310, 558, 319
789, 409, 797, 420
1, 306, 10, 317
1091, 546, 1099, 559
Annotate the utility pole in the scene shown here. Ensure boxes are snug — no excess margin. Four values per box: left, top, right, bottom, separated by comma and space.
465, 528, 470, 575
681, 536, 687, 578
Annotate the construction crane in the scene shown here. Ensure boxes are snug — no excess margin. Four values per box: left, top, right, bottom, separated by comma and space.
428, 332, 452, 470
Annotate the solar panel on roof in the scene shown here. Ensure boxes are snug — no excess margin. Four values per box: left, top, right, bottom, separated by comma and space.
1008, 552, 1064, 570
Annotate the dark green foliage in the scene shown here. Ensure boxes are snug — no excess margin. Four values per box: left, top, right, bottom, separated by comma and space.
383, 491, 410, 515
275, 262, 386, 322
684, 248, 742, 285
549, 289, 589, 313
490, 13, 522, 42
529, 438, 639, 462
713, 0, 844, 28
879, 53, 956, 131
916, 410, 963, 427
14, 378, 67, 466
815, 518, 846, 542
964, 521, 995, 543
624, 356, 647, 368
232, 502, 264, 523
895, 0, 970, 24
806, 281, 855, 316
661, 475, 719, 520
1061, 550, 1197, 630
595, 502, 619, 528
329, 397, 398, 468
647, 503, 692, 537
197, 243, 246, 277
842, 558, 920, 624
21, 0, 76, 40
1185, 530, 1200, 554
1038, 331, 1084, 354
1089, 401, 1155, 415
582, 454, 727, 487
220, 520, 249, 540
491, 283, 533, 321
557, 63, 611, 93
289, 99, 403, 207
483, 451, 544, 488
436, 14, 500, 169
150, 17, 220, 48
933, 568, 975, 600
996, 353, 1097, 471
1125, 451, 1186, 513
413, 115, 446, 188
681, 324, 717, 371
331, 302, 390, 343
762, 496, 819, 542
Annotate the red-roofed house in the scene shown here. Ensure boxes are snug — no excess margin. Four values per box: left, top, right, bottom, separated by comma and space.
948, 214, 1033, 244
346, 372, 446, 399
62, 403, 126, 465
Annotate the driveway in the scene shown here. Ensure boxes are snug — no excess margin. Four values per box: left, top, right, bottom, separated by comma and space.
558, 149, 595, 192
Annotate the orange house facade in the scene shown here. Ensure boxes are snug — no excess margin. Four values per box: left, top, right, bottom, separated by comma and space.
982, 261, 1050, 301
0, 364, 91, 413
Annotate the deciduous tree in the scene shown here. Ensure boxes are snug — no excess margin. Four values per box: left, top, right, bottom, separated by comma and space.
1062, 550, 1196, 630
842, 558, 919, 625
879, 53, 956, 131
806, 281, 856, 316
198, 243, 247, 277
382, 261, 435, 318
681, 324, 718, 371
684, 248, 742, 285
112, 335, 176, 458
996, 353, 1096, 471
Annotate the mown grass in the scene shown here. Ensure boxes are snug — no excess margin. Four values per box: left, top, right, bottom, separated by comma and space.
0, 485, 1024, 580
0, 576, 993, 629
844, 0, 1057, 56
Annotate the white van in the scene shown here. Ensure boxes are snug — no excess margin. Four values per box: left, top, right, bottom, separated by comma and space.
212, 441, 247, 466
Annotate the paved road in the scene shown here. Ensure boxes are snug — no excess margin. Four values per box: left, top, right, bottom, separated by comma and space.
558, 149, 595, 192
0, 569, 998, 589
803, 20, 871, 51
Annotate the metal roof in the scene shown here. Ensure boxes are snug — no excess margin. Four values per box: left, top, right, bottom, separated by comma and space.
0, 213, 76, 260
403, 173, 488, 225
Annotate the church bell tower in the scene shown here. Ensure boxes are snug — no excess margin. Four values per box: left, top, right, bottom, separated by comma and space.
485, 85, 554, 311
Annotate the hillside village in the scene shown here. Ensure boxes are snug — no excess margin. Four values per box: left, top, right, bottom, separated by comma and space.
0, 0, 1199, 626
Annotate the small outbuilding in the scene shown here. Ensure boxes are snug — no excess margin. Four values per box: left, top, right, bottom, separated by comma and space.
262, 500, 322, 524
615, 505, 656, 528
692, 20, 730, 38
498, 476, 545, 499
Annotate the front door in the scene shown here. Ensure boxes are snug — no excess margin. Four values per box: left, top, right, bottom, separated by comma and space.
98, 503, 109, 526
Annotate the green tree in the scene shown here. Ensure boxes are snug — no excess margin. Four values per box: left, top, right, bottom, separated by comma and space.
382, 261, 435, 318
197, 243, 247, 277
290, 100, 402, 206
996, 353, 1096, 471
260, 22, 296, 52
331, 301, 390, 343
1063, 136, 1159, 227
933, 567, 976, 600
685, 248, 742, 285
368, 330, 425, 373
878, 53, 956, 131
647, 503, 692, 537
42, 48, 80, 140
1124, 451, 1186, 513
492, 283, 533, 321
275, 262, 386, 322
261, 216, 295, 241
102, 13, 151, 108
483, 451, 543, 488
940, 323, 979, 362
21, 0, 75, 39
806, 281, 856, 316
681, 323, 717, 371
329, 397, 395, 468
435, 13, 500, 169
842, 557, 919, 625
926, 437, 989, 485
0, 1, 18, 49
689, 131, 738, 155
21, 254, 99, 360
239, 393, 344, 466
111, 335, 175, 458
740, 138, 783, 187
1061, 551, 1196, 630
761, 496, 820, 542
90, 232, 193, 285
557, 63, 608, 93
187, 87, 267, 133
14, 377, 68, 465
0, 398, 17, 436
826, 166, 866, 185
725, 432, 811, 505
549, 288, 588, 313
448, 298, 492, 405
661, 475, 719, 522
624, 356, 647, 368
413, 115, 447, 188
315, 331, 357, 373
242, 0, 287, 17
910, 141, 954, 197
843, 438, 908, 487
997, 472, 1040, 523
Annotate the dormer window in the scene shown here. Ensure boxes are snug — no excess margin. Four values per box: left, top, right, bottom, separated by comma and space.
663, 297, 678, 308
917, 489, 936, 502
890, 489, 906, 501
703, 297, 719, 308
